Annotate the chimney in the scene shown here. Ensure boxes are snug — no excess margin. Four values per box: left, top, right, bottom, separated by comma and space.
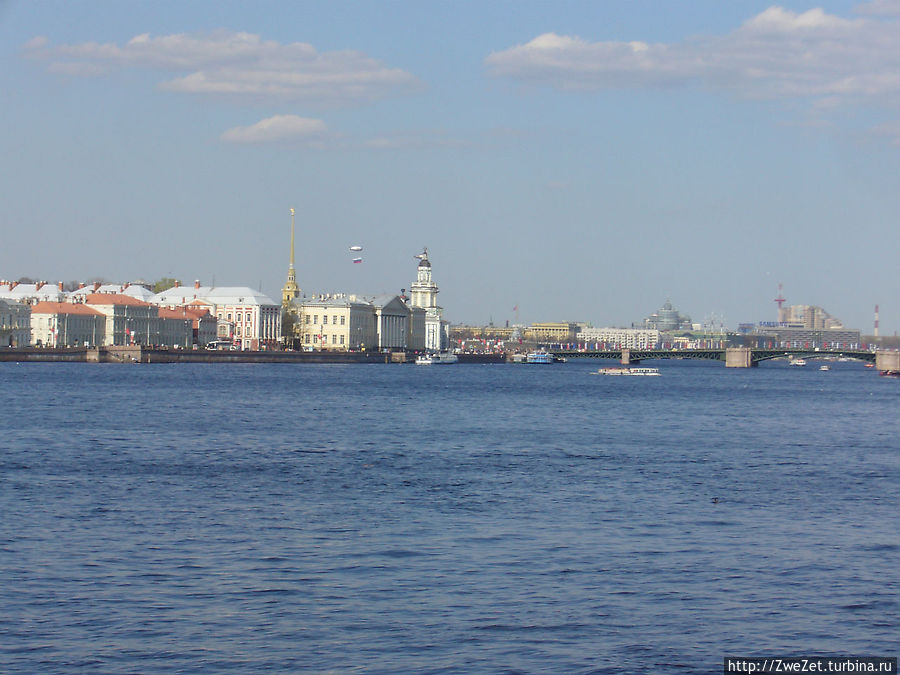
194, 280, 200, 289
10, 281, 17, 290
78, 282, 85, 289
93, 282, 101, 292
58, 282, 64, 291
124, 282, 130, 289
36, 281, 45, 290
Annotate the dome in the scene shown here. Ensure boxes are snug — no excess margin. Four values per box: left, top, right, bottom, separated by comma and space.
418, 258, 431, 268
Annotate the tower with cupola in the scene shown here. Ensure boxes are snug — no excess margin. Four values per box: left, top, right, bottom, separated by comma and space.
409, 248, 446, 350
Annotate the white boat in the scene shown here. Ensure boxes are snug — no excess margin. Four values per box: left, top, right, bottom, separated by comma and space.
595, 367, 660, 376
789, 358, 807, 366
526, 351, 554, 364
819, 365, 831, 371
415, 351, 458, 365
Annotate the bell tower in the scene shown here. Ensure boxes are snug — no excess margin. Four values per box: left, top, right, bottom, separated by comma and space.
282, 207, 300, 306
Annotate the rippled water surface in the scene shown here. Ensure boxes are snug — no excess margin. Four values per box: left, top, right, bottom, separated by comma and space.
1, 360, 898, 673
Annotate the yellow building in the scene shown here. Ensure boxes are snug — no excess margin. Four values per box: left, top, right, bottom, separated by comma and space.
524, 322, 579, 343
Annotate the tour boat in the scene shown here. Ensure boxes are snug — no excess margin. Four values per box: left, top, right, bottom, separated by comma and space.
525, 351, 554, 364
789, 358, 807, 366
595, 367, 660, 376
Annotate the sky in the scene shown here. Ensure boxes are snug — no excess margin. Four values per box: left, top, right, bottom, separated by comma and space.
3, 1, 900, 333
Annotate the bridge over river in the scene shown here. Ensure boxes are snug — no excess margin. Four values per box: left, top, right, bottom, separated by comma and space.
549, 347, 878, 368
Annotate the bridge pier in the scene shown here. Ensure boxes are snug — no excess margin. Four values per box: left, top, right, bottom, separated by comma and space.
725, 347, 754, 368
876, 350, 900, 374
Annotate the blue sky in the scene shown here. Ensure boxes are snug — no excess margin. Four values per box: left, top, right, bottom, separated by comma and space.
3, 1, 900, 333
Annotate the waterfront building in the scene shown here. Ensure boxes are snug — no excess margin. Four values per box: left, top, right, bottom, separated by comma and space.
84, 294, 160, 346
157, 307, 217, 348
30, 301, 106, 347
151, 281, 281, 350
407, 248, 448, 351
282, 208, 301, 306
525, 322, 579, 344
643, 300, 692, 332
752, 325, 861, 349
0, 298, 32, 347
578, 327, 660, 349
407, 305, 426, 352
291, 294, 378, 351
371, 295, 411, 350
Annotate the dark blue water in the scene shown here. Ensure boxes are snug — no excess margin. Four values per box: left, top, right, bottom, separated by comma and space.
1, 360, 897, 674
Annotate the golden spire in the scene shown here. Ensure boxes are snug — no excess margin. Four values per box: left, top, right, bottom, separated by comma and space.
282, 207, 300, 306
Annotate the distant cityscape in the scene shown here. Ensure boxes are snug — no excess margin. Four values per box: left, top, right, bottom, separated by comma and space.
0, 211, 887, 352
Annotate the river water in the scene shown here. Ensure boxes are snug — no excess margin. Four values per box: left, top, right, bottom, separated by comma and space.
1, 359, 897, 673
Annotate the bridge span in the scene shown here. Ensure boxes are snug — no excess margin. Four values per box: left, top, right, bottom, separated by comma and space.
549, 347, 877, 367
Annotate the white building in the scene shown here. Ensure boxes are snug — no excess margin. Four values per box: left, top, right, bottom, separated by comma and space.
407, 248, 447, 351
30, 301, 106, 347
151, 281, 281, 350
0, 299, 32, 347
578, 327, 661, 349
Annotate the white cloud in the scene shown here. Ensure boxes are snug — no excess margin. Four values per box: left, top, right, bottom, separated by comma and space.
26, 30, 420, 105
486, 7, 900, 105
221, 115, 328, 144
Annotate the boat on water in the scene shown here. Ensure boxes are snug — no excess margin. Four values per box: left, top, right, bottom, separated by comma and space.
789, 358, 807, 366
595, 367, 660, 376
526, 351, 554, 364
415, 351, 458, 365
819, 365, 831, 371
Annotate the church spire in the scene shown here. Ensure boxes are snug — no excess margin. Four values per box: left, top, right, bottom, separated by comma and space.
282, 207, 300, 306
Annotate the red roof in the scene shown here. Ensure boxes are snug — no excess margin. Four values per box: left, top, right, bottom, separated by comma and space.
31, 301, 105, 316
83, 293, 151, 307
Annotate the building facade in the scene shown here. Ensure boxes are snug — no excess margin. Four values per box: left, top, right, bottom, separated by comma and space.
0, 299, 31, 347
152, 282, 281, 350
525, 322, 579, 344
30, 302, 106, 347
578, 327, 661, 349
291, 294, 379, 351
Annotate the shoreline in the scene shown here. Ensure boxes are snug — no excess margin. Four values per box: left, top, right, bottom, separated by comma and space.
0, 346, 507, 365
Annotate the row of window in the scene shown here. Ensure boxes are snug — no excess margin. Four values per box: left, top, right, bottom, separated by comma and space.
303, 334, 345, 345
305, 314, 346, 326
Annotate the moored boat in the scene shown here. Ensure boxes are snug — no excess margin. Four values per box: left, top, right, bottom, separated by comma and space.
526, 351, 554, 364
415, 351, 458, 365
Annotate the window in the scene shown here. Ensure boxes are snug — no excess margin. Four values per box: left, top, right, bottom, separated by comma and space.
227, 313, 232, 321
332, 334, 337, 344
340, 335, 345, 345
313, 315, 318, 324
306, 315, 310, 324
333, 315, 337, 324
340, 316, 345, 326
323, 316, 328, 325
